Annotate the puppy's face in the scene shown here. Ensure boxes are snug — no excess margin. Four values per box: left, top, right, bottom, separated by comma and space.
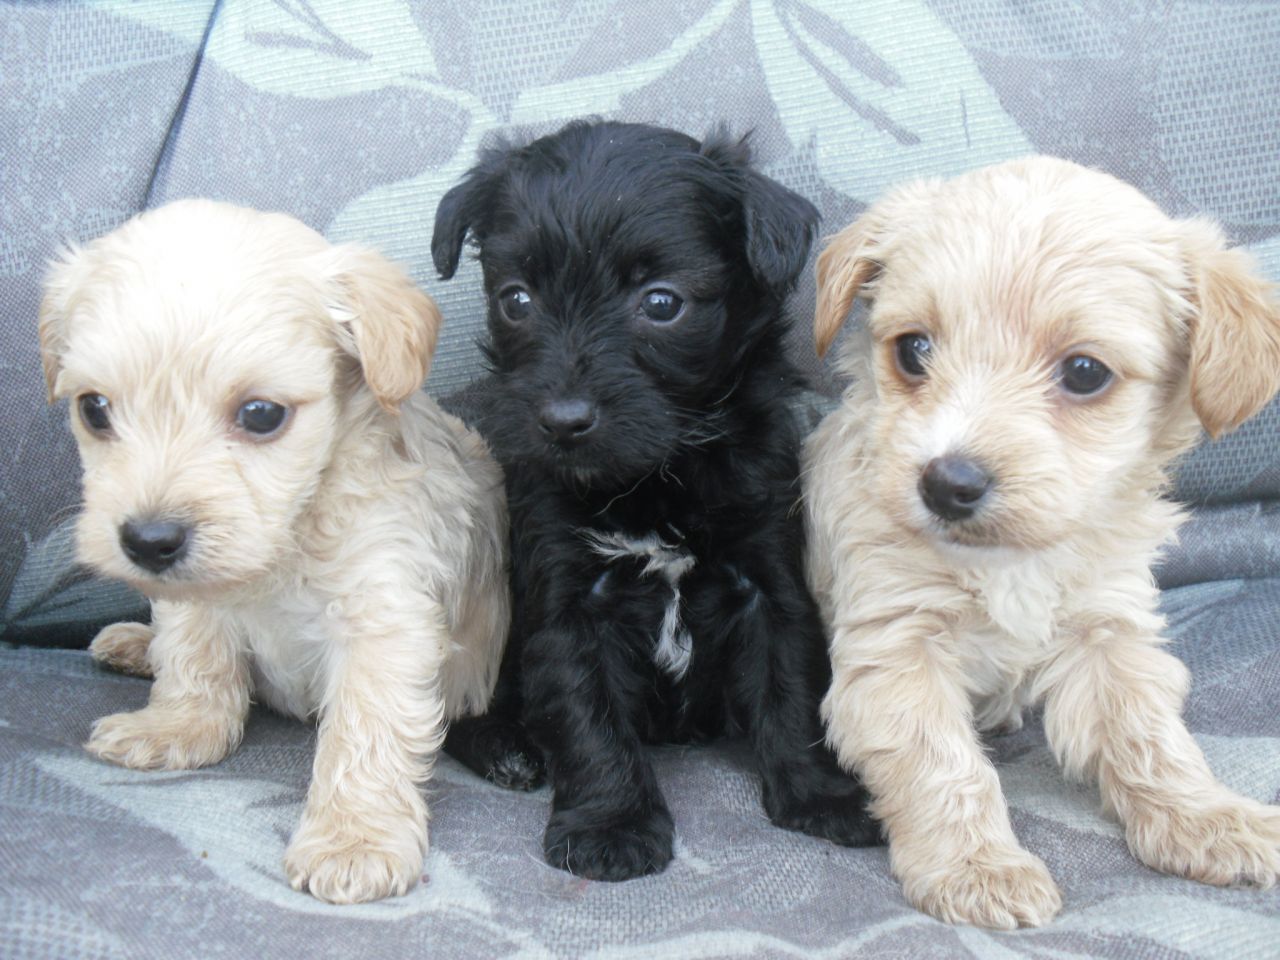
432, 121, 817, 484
815, 158, 1280, 552
39, 200, 439, 598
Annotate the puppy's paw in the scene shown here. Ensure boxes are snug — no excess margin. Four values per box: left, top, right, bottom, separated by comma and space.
763, 780, 884, 848
444, 714, 545, 791
89, 622, 155, 678
906, 847, 1062, 929
86, 706, 240, 770
544, 806, 674, 881
284, 830, 423, 904
1127, 795, 1280, 887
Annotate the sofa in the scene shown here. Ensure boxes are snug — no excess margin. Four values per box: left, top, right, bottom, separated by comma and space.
2, 2, 1277, 956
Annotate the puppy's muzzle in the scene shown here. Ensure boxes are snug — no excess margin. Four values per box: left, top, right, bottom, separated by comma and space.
919, 456, 992, 522
119, 518, 190, 573
538, 398, 598, 448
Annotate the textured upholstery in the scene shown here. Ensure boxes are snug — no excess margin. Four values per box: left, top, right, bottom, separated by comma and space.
1, 2, 1276, 955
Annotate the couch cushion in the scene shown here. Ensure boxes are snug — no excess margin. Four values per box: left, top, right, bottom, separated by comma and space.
2, 577, 1277, 957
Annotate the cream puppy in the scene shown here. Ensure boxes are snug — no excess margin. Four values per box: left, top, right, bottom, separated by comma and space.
38, 199, 509, 904
804, 156, 1280, 928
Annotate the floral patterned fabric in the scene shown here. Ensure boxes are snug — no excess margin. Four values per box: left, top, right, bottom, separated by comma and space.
1, 2, 1277, 955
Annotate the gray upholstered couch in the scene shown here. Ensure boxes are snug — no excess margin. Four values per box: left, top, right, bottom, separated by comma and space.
2, 2, 1277, 956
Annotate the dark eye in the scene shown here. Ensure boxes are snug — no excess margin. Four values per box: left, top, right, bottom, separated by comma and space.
77, 393, 112, 435
894, 333, 932, 378
639, 288, 684, 324
497, 285, 532, 323
236, 399, 289, 436
1059, 355, 1112, 396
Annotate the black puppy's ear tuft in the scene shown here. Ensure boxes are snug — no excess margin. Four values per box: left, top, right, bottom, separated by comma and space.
741, 171, 820, 293
431, 142, 511, 280
701, 128, 821, 295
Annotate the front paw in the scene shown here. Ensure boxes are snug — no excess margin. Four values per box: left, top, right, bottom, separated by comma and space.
89, 622, 155, 678
544, 806, 674, 881
86, 707, 240, 770
285, 815, 425, 904
1127, 795, 1280, 887
762, 769, 884, 847
905, 845, 1062, 929
444, 714, 545, 791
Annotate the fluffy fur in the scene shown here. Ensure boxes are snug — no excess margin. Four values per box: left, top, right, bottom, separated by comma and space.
432, 120, 880, 882
804, 156, 1280, 928
39, 199, 509, 904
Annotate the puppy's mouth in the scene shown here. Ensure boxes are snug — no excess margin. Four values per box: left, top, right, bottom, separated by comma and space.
110, 523, 275, 601
923, 518, 1007, 550
910, 501, 1058, 556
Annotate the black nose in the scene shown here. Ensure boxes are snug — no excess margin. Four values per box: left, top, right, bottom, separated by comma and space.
538, 398, 598, 447
919, 456, 992, 521
120, 519, 189, 573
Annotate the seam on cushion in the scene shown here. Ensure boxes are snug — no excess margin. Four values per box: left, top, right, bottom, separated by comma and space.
142, 0, 225, 208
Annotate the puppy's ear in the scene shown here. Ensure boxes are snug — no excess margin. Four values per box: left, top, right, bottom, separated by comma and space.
38, 246, 91, 402
814, 179, 940, 358
431, 145, 510, 280
326, 246, 442, 412
701, 129, 820, 293
741, 171, 820, 293
814, 210, 887, 359
1178, 219, 1280, 438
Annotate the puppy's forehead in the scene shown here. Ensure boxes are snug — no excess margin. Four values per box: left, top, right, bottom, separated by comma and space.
875, 163, 1186, 372
486, 143, 731, 285
60, 209, 336, 396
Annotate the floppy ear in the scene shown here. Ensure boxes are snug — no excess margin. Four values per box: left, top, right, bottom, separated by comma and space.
327, 246, 442, 412
814, 179, 942, 358
700, 128, 820, 294
431, 144, 511, 280
814, 210, 887, 359
37, 246, 92, 402
740, 170, 820, 293
1178, 219, 1280, 438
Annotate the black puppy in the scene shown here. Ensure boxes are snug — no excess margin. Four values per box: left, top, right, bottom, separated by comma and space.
434, 120, 879, 881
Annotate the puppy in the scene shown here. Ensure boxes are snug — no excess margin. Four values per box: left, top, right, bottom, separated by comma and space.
431, 120, 881, 881
38, 199, 509, 904
804, 156, 1280, 928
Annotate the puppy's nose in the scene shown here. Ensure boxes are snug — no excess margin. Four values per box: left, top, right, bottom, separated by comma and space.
919, 456, 992, 522
120, 519, 189, 573
538, 398, 598, 446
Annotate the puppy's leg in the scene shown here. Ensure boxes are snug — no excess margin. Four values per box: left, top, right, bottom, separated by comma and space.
86, 602, 247, 769
443, 629, 545, 791
524, 617, 674, 882
284, 598, 447, 904
825, 617, 1062, 929
718, 562, 881, 846
89, 621, 155, 678
1043, 624, 1280, 886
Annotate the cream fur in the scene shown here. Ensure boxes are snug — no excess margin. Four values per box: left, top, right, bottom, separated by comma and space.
40, 199, 509, 904
805, 157, 1280, 929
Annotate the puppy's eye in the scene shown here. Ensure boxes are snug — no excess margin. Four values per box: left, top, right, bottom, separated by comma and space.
497, 285, 533, 323
77, 393, 112, 436
894, 333, 932, 378
639, 288, 685, 324
1059, 355, 1112, 396
236, 399, 289, 437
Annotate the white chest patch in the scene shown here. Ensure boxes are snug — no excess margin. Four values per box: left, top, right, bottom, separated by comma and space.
231, 584, 337, 720
582, 529, 696, 680
951, 551, 1066, 722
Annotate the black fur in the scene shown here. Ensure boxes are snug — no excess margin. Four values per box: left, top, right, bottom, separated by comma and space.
436, 120, 881, 880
